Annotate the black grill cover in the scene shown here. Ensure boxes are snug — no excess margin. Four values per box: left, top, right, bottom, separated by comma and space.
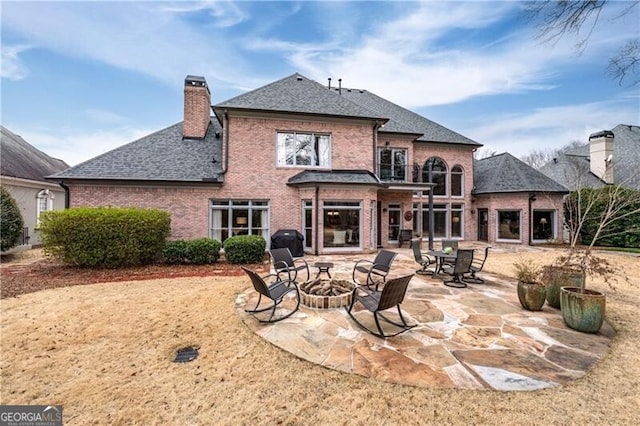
271, 229, 305, 257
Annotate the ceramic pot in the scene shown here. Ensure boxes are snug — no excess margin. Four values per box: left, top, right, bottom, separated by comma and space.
517, 281, 546, 311
543, 267, 585, 309
560, 286, 606, 333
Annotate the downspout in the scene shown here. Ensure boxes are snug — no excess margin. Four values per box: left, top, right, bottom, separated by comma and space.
58, 181, 70, 209
428, 161, 434, 250
528, 193, 536, 246
373, 120, 382, 249
373, 121, 381, 173
314, 185, 320, 255
222, 109, 230, 174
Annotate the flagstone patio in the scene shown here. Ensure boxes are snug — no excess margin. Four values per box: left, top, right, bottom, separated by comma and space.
235, 249, 615, 391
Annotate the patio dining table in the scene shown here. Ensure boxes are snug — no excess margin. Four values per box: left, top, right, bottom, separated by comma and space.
426, 250, 457, 276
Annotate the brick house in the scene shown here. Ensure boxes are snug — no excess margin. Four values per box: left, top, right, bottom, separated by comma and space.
49, 73, 567, 253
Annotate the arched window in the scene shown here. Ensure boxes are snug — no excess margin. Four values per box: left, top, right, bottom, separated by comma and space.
422, 157, 447, 196
36, 189, 54, 226
451, 165, 463, 197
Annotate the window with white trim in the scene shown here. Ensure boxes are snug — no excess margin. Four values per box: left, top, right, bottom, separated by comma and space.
451, 165, 463, 197
422, 157, 447, 196
497, 210, 521, 240
36, 189, 53, 227
210, 200, 269, 243
277, 132, 330, 167
378, 148, 407, 181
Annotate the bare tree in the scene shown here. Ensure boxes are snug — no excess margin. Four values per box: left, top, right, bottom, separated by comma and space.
563, 155, 640, 249
521, 139, 584, 169
527, 0, 640, 86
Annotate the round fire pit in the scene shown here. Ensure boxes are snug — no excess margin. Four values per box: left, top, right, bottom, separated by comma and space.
299, 278, 355, 309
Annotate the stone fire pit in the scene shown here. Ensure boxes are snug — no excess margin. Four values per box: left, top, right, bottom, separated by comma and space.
299, 278, 355, 309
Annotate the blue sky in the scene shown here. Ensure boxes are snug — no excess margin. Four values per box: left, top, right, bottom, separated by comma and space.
2, 0, 638, 166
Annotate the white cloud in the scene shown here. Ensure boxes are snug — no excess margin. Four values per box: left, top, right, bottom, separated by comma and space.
161, 0, 249, 28
12, 126, 153, 167
465, 99, 640, 158
0, 1, 251, 88
1, 44, 33, 80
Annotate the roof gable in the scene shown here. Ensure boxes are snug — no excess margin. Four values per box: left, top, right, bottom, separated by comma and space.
338, 89, 481, 146
1, 125, 69, 182
48, 121, 224, 182
214, 73, 385, 121
474, 152, 568, 194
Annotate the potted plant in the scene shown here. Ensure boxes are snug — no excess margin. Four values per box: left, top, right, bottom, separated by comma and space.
514, 261, 546, 311
541, 264, 584, 309
555, 248, 614, 333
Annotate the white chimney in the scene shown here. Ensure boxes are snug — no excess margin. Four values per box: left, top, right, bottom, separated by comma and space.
589, 130, 614, 184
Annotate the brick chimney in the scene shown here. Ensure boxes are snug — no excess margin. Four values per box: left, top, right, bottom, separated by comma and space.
183, 75, 211, 139
589, 130, 614, 184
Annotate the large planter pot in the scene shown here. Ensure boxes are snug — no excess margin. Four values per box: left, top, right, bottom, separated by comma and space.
543, 266, 585, 309
517, 281, 546, 311
560, 286, 606, 333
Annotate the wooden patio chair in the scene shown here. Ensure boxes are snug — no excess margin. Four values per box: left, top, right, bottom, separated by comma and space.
441, 249, 474, 288
269, 247, 310, 283
346, 274, 416, 338
352, 249, 397, 289
241, 266, 300, 323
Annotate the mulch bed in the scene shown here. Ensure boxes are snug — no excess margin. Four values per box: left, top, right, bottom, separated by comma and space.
0, 258, 267, 299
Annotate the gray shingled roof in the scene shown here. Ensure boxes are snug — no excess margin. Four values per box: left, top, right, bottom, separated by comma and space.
539, 124, 640, 190
337, 88, 481, 146
214, 73, 386, 121
48, 122, 224, 182
1, 125, 69, 182
473, 152, 568, 194
287, 170, 384, 186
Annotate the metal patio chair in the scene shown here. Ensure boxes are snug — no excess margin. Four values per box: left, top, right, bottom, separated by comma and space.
411, 238, 435, 275
346, 274, 417, 338
464, 247, 490, 284
352, 249, 397, 289
269, 247, 310, 283
241, 266, 301, 323
441, 249, 474, 288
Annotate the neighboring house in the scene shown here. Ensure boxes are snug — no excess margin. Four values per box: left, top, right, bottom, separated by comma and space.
473, 153, 568, 245
49, 73, 566, 253
1, 125, 69, 247
539, 124, 640, 191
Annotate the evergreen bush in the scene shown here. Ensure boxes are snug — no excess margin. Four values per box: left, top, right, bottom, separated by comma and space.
163, 238, 221, 264
39, 207, 170, 267
223, 235, 266, 264
0, 186, 25, 252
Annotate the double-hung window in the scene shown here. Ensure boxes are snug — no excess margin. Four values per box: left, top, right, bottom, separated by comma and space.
277, 132, 330, 167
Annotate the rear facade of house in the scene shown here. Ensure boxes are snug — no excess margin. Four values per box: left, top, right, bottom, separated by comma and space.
50, 74, 567, 254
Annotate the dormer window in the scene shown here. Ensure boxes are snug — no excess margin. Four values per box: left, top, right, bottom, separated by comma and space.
277, 132, 331, 167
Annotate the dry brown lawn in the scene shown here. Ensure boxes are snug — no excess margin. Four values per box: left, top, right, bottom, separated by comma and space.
1, 248, 639, 425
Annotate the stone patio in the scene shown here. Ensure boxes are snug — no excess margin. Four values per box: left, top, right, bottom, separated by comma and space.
235, 249, 615, 391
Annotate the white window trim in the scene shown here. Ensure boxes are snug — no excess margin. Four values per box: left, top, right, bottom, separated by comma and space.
36, 189, 54, 228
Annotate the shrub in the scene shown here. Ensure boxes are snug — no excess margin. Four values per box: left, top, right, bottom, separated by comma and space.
0, 186, 25, 252
39, 207, 170, 267
163, 240, 189, 264
187, 238, 222, 264
223, 235, 266, 264
163, 238, 221, 264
